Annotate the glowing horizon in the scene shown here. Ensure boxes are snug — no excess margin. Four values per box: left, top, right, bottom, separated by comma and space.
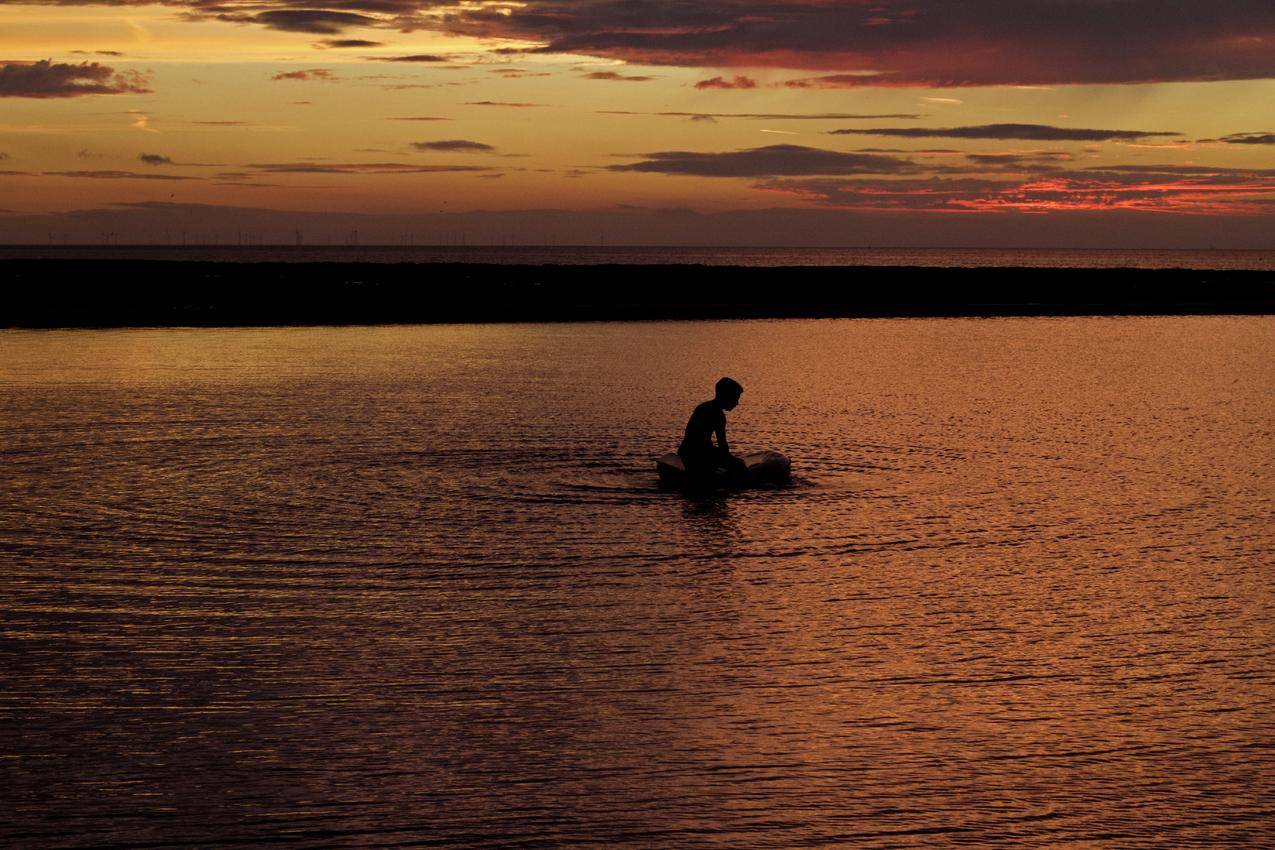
2, 1, 1275, 244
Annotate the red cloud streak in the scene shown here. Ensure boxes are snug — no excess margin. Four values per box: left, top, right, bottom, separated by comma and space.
760, 172, 1275, 215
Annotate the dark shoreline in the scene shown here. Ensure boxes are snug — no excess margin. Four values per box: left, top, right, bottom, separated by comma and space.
5, 259, 1273, 327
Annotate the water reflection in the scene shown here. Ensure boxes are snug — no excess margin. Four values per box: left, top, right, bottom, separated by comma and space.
1, 317, 1272, 848
680, 493, 740, 539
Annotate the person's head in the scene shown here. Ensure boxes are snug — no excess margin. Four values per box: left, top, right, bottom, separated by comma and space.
715, 376, 743, 410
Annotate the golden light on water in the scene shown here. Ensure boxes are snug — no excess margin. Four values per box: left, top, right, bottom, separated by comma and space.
2, 318, 1271, 844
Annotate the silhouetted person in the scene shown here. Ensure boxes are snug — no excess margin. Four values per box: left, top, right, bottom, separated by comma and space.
679, 377, 748, 486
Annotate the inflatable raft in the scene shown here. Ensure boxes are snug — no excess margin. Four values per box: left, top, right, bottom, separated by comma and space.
656, 449, 791, 490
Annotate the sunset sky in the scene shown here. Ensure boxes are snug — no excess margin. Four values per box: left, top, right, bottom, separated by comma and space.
3, 1, 1275, 245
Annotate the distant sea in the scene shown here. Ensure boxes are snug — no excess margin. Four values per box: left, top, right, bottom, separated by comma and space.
4, 244, 1275, 270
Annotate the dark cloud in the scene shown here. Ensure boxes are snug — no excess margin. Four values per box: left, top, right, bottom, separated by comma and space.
372, 54, 448, 62
214, 181, 289, 188
0, 152, 8, 160
423, 0, 1275, 86
781, 74, 882, 89
601, 110, 923, 121
34, 1, 1275, 86
694, 75, 756, 89
1209, 132, 1275, 145
271, 68, 335, 81
491, 69, 552, 78
71, 49, 125, 57
965, 152, 1071, 170
44, 170, 195, 180
316, 39, 385, 48
0, 59, 150, 98
139, 153, 174, 165
465, 100, 544, 107
241, 10, 377, 34
610, 144, 919, 177
831, 123, 1180, 141
411, 139, 496, 152
1086, 164, 1275, 176
857, 147, 961, 154
378, 82, 458, 90
246, 161, 492, 174
759, 177, 1018, 210
584, 70, 655, 82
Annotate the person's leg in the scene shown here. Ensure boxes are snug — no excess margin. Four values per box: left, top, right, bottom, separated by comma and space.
679, 448, 718, 490
720, 449, 749, 486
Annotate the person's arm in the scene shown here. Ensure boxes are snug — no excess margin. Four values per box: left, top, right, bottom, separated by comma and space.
715, 416, 731, 457
717, 415, 748, 476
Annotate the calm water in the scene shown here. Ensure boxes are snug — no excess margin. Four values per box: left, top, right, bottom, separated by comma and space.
4, 244, 1275, 270
2, 318, 1273, 848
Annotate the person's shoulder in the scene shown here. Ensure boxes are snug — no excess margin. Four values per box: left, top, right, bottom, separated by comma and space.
696, 401, 725, 423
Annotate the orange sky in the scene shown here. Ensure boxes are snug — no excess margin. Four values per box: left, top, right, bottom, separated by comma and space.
2, 1, 1274, 244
